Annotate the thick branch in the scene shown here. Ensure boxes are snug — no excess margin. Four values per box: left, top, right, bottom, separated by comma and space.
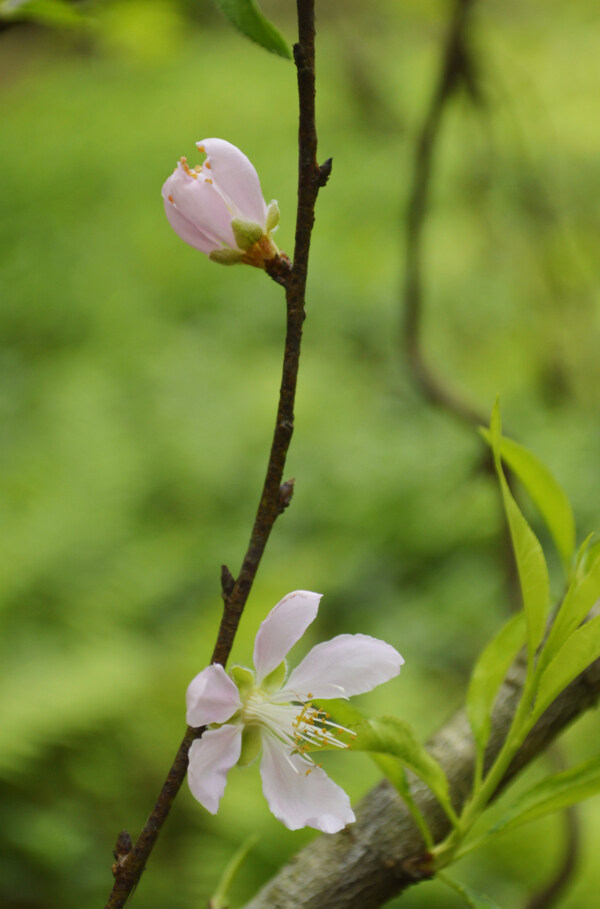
104, 2, 326, 905
243, 647, 600, 908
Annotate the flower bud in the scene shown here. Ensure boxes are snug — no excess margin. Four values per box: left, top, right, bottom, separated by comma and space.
161, 138, 280, 269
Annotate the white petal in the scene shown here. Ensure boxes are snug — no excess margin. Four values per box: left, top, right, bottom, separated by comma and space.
285, 634, 404, 700
197, 138, 268, 227
187, 724, 242, 814
186, 664, 242, 726
259, 735, 355, 833
253, 591, 322, 684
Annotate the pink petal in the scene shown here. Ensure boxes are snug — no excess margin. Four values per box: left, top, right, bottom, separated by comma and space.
253, 591, 322, 684
163, 164, 236, 248
186, 664, 242, 726
259, 735, 355, 832
198, 138, 268, 227
187, 724, 242, 814
163, 196, 219, 254
285, 634, 404, 700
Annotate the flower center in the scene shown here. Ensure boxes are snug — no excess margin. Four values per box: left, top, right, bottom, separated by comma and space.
241, 687, 355, 770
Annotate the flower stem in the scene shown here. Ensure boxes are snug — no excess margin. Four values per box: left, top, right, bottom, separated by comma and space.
103, 2, 328, 905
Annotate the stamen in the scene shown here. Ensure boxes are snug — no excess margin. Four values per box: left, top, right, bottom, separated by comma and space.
168, 195, 174, 203
205, 161, 211, 169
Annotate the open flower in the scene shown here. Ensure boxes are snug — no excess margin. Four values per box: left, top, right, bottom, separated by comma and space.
186, 591, 404, 833
162, 138, 280, 268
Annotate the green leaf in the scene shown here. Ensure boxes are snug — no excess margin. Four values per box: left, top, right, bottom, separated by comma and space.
481, 430, 575, 574
540, 538, 600, 671
467, 613, 526, 758
481, 755, 600, 841
212, 0, 292, 59
351, 716, 456, 822
533, 614, 600, 721
438, 874, 502, 908
489, 402, 550, 659
209, 834, 259, 909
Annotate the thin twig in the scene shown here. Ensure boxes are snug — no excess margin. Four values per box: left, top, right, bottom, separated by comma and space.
403, 0, 484, 427
104, 2, 326, 905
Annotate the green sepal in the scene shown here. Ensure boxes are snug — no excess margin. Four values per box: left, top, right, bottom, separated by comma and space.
231, 219, 264, 251
238, 725, 262, 767
266, 200, 280, 231
261, 661, 286, 694
231, 665, 254, 699
209, 247, 244, 265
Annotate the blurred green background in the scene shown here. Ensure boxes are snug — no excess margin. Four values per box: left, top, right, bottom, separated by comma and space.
1, 0, 600, 906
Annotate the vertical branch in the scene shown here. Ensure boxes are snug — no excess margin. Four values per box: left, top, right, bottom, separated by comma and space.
103, 2, 328, 906
402, 0, 483, 426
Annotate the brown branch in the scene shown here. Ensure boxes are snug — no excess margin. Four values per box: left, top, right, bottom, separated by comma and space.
403, 0, 485, 428
242, 636, 600, 909
103, 2, 327, 905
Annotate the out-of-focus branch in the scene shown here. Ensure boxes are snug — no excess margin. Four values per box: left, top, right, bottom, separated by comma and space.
243, 639, 600, 909
403, 0, 484, 427
104, 2, 328, 905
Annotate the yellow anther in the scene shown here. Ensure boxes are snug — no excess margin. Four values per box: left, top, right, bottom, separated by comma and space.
205, 178, 213, 184
194, 165, 201, 173
205, 161, 211, 169
198, 145, 205, 153
168, 194, 174, 203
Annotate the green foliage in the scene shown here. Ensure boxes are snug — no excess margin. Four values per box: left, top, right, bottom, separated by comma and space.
438, 874, 503, 908
476, 755, 600, 845
533, 615, 600, 721
480, 429, 576, 573
351, 717, 457, 824
211, 0, 292, 58
489, 403, 550, 661
466, 612, 526, 761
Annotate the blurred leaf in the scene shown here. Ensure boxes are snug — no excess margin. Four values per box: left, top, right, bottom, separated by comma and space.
489, 402, 550, 660
481, 430, 575, 574
351, 716, 456, 823
478, 755, 600, 843
438, 874, 502, 908
0, 0, 84, 26
212, 0, 292, 59
467, 613, 526, 759
209, 834, 259, 909
533, 614, 600, 721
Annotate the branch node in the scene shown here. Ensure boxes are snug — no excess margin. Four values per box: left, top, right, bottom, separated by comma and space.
265, 252, 292, 287
278, 478, 295, 512
221, 564, 235, 599
400, 851, 435, 882
111, 830, 133, 878
316, 158, 333, 187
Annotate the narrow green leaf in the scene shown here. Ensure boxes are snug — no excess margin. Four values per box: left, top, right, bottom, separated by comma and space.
482, 755, 600, 841
481, 430, 575, 573
351, 716, 456, 822
533, 614, 600, 721
541, 538, 600, 671
212, 0, 292, 59
438, 873, 502, 908
467, 613, 526, 757
209, 834, 259, 909
489, 402, 550, 659
318, 701, 435, 845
